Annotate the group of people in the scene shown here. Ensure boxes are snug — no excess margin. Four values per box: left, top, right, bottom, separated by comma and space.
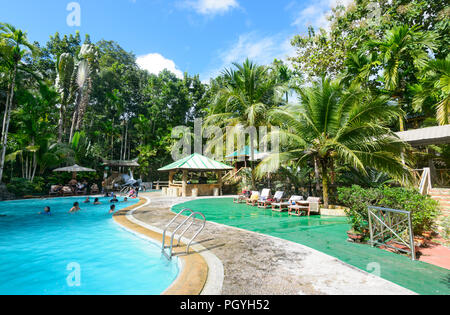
40, 194, 130, 216
50, 181, 99, 196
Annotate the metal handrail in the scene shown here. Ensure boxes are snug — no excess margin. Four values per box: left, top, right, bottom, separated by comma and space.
162, 209, 206, 259
185, 212, 206, 254
161, 209, 193, 251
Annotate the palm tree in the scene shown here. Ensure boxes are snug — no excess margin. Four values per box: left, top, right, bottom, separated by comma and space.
411, 55, 450, 125
0, 23, 36, 183
206, 59, 287, 188
341, 52, 378, 88
271, 60, 294, 102
69, 43, 97, 143
257, 77, 412, 208
370, 25, 438, 131
55, 52, 75, 143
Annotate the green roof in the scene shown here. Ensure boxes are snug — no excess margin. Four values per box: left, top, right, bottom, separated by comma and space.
158, 153, 233, 172
226, 145, 260, 159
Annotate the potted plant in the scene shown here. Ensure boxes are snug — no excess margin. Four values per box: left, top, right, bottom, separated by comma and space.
347, 229, 364, 242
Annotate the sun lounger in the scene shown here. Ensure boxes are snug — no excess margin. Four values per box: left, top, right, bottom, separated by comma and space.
288, 197, 321, 216
49, 185, 62, 196
246, 191, 260, 206
234, 190, 250, 204
61, 186, 73, 196
272, 195, 303, 212
258, 191, 284, 208
252, 188, 270, 206
91, 184, 99, 194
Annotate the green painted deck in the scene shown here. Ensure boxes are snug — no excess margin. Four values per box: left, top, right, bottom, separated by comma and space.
172, 198, 450, 295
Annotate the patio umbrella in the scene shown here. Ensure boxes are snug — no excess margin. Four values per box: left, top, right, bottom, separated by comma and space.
53, 164, 97, 179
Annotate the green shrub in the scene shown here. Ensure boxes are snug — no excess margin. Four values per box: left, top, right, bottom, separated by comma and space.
377, 186, 440, 235
338, 185, 440, 235
7, 178, 36, 197
338, 185, 382, 234
6, 177, 48, 197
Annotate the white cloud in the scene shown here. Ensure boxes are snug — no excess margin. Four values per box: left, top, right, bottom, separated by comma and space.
136, 53, 184, 78
201, 32, 296, 82
291, 0, 353, 30
184, 0, 239, 16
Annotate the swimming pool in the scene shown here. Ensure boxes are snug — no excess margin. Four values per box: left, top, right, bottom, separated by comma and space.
172, 198, 450, 295
0, 197, 179, 295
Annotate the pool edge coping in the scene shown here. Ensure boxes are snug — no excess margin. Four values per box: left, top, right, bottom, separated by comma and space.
113, 196, 223, 295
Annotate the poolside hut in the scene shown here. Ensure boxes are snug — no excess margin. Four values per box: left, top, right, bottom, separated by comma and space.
158, 153, 233, 197
226, 145, 270, 174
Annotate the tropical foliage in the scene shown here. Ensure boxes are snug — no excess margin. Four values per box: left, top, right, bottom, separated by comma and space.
338, 185, 440, 235
257, 77, 411, 207
0, 0, 448, 212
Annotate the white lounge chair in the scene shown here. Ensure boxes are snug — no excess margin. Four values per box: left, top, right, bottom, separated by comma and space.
272, 195, 303, 212
246, 191, 261, 206
258, 191, 284, 208
250, 189, 271, 207
288, 197, 321, 216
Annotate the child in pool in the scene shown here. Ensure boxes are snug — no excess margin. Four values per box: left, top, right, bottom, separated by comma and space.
83, 197, 91, 204
109, 204, 116, 214
123, 197, 128, 202
39, 206, 51, 215
93, 198, 101, 205
69, 202, 81, 213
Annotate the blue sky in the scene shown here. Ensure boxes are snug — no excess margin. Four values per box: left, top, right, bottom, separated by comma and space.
0, 0, 352, 81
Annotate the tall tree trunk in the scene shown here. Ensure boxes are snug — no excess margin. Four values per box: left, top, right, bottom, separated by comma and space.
69, 91, 82, 143
31, 152, 37, 182
314, 157, 321, 195
76, 77, 92, 131
111, 118, 115, 160
0, 64, 17, 183
320, 160, 329, 208
123, 121, 128, 161
58, 103, 65, 143
395, 93, 406, 132
1, 88, 10, 137
25, 154, 29, 180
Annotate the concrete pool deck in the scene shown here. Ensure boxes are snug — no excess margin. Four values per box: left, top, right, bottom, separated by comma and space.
132, 192, 415, 295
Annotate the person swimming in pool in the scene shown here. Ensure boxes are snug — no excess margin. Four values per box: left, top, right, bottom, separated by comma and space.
39, 206, 51, 215
93, 198, 101, 205
123, 197, 128, 202
109, 204, 116, 214
69, 202, 81, 213
110, 195, 119, 203
83, 197, 91, 204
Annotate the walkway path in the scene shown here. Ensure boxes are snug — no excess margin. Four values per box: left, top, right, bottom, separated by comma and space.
134, 192, 415, 295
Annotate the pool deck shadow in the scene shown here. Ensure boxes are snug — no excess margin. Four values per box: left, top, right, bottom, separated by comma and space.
130, 192, 418, 295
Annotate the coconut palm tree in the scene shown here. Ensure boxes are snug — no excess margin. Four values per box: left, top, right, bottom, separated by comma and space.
206, 59, 287, 188
0, 23, 36, 183
411, 55, 450, 125
369, 25, 438, 131
257, 77, 412, 208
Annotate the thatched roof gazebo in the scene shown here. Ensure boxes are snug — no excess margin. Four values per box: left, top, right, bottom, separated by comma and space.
158, 153, 233, 197
53, 164, 97, 179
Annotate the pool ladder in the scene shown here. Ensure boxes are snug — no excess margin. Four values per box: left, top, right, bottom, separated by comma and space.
161, 209, 206, 260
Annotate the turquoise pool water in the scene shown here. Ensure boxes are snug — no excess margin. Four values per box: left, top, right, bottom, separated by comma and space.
0, 197, 179, 295
173, 198, 450, 295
